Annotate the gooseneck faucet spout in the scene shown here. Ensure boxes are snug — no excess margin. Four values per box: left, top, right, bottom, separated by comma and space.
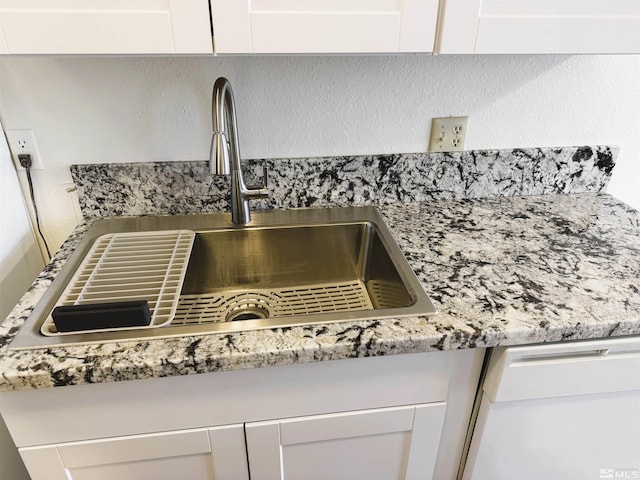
210, 77, 268, 225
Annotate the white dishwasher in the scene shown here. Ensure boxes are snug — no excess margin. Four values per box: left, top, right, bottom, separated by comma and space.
462, 336, 640, 480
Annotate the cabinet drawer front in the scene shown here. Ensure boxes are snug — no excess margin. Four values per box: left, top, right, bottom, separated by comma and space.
484, 337, 640, 402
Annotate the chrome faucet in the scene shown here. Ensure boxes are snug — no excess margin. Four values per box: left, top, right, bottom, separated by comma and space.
210, 77, 268, 225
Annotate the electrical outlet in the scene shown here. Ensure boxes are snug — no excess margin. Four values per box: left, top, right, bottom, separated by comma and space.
428, 116, 469, 153
5, 129, 44, 170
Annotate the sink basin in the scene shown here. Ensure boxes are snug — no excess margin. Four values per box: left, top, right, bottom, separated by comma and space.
177, 222, 415, 324
11, 207, 436, 349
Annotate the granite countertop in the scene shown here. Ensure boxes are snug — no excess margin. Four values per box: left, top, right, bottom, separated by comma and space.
0, 192, 639, 391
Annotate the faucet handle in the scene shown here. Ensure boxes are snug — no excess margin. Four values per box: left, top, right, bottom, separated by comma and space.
248, 165, 268, 188
245, 164, 269, 199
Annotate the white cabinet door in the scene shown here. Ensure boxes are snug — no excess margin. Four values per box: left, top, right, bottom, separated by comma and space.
438, 0, 640, 53
210, 0, 439, 54
245, 403, 446, 480
19, 425, 249, 480
0, 0, 212, 54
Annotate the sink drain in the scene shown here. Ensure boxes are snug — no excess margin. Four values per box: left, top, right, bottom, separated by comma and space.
225, 303, 270, 322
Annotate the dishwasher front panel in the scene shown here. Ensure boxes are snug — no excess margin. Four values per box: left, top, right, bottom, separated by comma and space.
463, 336, 640, 480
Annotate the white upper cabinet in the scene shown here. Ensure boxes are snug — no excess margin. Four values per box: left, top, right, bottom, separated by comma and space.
2, 0, 638, 55
438, 0, 640, 54
210, 0, 440, 53
0, 0, 213, 54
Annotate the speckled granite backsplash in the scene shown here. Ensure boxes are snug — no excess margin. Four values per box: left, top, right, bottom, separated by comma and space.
71, 146, 616, 218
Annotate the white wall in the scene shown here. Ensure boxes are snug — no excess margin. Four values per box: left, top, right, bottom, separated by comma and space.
0, 122, 44, 319
0, 122, 41, 480
0, 54, 638, 251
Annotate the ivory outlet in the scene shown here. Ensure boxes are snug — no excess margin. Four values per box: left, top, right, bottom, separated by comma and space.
428, 116, 469, 153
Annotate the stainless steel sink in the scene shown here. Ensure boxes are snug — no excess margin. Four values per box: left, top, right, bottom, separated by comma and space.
11, 207, 436, 349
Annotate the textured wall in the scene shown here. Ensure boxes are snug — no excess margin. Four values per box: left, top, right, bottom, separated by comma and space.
0, 54, 638, 249
0, 124, 44, 317
0, 123, 39, 480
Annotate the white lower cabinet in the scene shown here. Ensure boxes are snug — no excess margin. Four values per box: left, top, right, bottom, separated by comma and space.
19, 425, 249, 480
1, 350, 484, 480
246, 403, 446, 480
19, 402, 448, 480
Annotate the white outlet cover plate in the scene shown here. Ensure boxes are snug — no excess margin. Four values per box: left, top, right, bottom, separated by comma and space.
428, 116, 469, 153
5, 129, 44, 170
